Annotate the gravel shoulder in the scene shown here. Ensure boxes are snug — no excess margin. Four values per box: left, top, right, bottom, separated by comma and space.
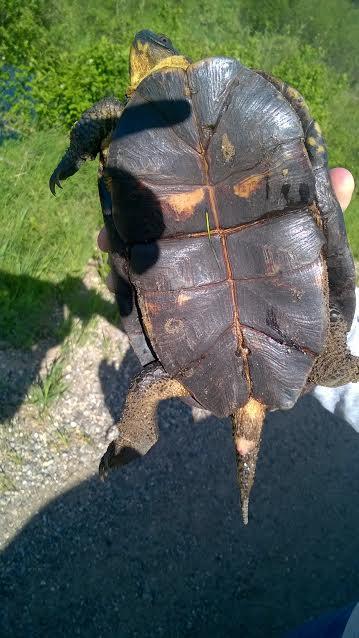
0, 263, 140, 547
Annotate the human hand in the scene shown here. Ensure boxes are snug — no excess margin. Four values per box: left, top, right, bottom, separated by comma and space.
97, 167, 355, 293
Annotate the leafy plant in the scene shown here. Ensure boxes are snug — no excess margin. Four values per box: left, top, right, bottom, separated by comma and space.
0, 469, 17, 492
28, 355, 68, 414
0, 0, 58, 67
52, 426, 71, 449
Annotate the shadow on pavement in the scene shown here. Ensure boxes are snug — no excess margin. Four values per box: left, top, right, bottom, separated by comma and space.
98, 348, 142, 427
1, 392, 359, 638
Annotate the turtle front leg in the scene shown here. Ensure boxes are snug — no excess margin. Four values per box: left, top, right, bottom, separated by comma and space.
99, 363, 189, 478
49, 96, 124, 194
232, 399, 267, 525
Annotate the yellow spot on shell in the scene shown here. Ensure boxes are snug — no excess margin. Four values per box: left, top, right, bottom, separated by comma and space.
221, 133, 235, 162
307, 136, 317, 147
103, 174, 112, 191
287, 87, 300, 99
234, 174, 265, 198
166, 187, 205, 220
164, 318, 184, 334
181, 367, 194, 378
314, 122, 322, 134
144, 300, 161, 314
139, 302, 154, 339
317, 145, 325, 153
177, 292, 191, 306
184, 85, 191, 97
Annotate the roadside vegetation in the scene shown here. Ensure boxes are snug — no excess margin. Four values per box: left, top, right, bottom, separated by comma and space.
1, 0, 358, 350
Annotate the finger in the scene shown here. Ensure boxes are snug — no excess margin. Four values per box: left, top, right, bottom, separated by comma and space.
329, 167, 355, 212
97, 226, 111, 252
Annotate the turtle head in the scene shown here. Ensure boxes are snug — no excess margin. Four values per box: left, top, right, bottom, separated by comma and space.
129, 30, 187, 92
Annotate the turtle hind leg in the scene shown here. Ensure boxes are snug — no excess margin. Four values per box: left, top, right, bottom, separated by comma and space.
232, 398, 267, 525
308, 317, 359, 387
99, 363, 188, 479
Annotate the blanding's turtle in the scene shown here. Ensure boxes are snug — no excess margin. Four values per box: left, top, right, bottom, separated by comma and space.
50, 30, 358, 523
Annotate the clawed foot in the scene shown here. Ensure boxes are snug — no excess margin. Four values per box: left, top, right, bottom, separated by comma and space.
49, 153, 84, 195
99, 438, 142, 480
49, 167, 64, 195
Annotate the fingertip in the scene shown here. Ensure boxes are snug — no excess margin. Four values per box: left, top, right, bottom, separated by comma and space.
329, 167, 355, 212
97, 227, 111, 252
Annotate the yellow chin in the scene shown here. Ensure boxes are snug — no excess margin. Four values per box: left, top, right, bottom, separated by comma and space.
128, 54, 190, 95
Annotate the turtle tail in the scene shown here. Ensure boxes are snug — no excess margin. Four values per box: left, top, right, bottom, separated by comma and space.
232, 399, 267, 525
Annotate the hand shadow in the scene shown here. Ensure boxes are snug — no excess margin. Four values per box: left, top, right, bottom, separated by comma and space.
98, 347, 142, 433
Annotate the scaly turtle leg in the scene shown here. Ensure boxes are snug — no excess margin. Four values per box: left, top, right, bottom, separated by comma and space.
232, 398, 267, 525
99, 363, 188, 478
308, 315, 359, 387
49, 96, 124, 194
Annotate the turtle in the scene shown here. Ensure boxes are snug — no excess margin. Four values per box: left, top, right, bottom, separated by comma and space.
49, 29, 358, 524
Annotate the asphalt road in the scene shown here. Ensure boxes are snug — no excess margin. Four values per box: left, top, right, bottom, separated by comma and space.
1, 386, 359, 638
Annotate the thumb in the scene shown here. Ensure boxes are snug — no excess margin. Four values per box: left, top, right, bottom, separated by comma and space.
329, 167, 355, 212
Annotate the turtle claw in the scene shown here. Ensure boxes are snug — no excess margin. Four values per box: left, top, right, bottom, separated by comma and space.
99, 439, 117, 480
49, 152, 81, 195
99, 451, 110, 481
49, 171, 63, 196
99, 438, 142, 482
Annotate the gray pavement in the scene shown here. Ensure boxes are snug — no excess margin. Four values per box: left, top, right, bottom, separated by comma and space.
1, 348, 359, 637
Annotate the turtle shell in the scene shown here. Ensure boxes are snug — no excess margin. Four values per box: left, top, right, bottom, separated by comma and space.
106, 57, 346, 417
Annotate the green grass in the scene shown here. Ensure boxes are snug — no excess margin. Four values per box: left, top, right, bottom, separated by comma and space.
346, 196, 359, 263
0, 128, 100, 276
28, 354, 69, 415
26, 315, 103, 414
0, 0, 357, 349
0, 470, 17, 493
0, 130, 118, 348
53, 426, 72, 448
5, 449, 24, 466
2, 444, 24, 467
